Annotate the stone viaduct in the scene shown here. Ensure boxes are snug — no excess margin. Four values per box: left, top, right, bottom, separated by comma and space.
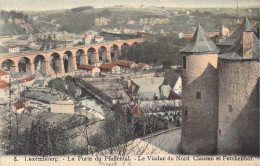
0, 38, 147, 77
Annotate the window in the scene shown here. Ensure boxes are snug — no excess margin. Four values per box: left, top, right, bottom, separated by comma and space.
228, 105, 233, 112
183, 56, 186, 69
185, 110, 188, 116
219, 129, 221, 135
196, 92, 201, 99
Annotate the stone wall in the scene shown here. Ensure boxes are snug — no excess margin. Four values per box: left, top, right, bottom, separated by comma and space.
181, 53, 218, 154
217, 59, 259, 155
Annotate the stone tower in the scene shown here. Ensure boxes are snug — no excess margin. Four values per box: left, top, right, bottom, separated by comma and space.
218, 27, 260, 155
180, 25, 220, 154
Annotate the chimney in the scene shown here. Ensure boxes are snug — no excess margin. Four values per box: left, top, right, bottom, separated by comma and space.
242, 31, 254, 59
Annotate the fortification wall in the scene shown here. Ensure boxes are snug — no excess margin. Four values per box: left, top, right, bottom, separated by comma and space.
217, 59, 259, 155
181, 53, 218, 154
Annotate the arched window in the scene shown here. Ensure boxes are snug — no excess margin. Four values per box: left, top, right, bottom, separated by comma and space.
183, 56, 186, 69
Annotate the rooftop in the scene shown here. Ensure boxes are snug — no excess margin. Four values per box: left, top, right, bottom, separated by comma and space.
18, 76, 35, 83
163, 70, 180, 89
0, 80, 10, 89
79, 65, 97, 70
218, 17, 257, 46
136, 63, 149, 69
180, 24, 220, 54
99, 63, 117, 70
0, 69, 8, 76
219, 31, 260, 60
112, 60, 135, 67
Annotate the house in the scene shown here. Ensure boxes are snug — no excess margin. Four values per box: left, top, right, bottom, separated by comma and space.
114, 18, 124, 24
99, 63, 121, 74
95, 36, 104, 43
0, 80, 10, 104
84, 32, 95, 45
0, 69, 9, 82
17, 35, 29, 45
112, 60, 136, 70
8, 46, 20, 53
167, 90, 181, 101
12, 99, 31, 114
129, 77, 170, 101
162, 71, 182, 95
121, 27, 130, 33
130, 104, 146, 116
127, 19, 135, 25
78, 65, 100, 77
136, 64, 150, 70
10, 76, 35, 100
91, 61, 103, 67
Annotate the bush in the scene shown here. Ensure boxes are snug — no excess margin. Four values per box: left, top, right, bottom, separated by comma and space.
5, 118, 70, 155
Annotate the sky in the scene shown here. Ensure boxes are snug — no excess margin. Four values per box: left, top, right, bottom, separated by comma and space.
0, 0, 259, 11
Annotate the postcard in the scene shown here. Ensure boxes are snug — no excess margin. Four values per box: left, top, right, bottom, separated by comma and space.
0, 0, 259, 166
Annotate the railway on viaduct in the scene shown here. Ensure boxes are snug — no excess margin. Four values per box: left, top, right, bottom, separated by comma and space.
0, 38, 147, 76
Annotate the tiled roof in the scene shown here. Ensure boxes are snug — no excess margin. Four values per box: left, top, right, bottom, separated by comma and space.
0, 80, 10, 89
112, 60, 135, 67
18, 76, 35, 83
99, 63, 116, 70
168, 90, 181, 101
180, 24, 220, 54
25, 106, 34, 111
79, 65, 96, 70
137, 64, 148, 69
0, 69, 8, 76
131, 104, 145, 116
13, 99, 29, 110
8, 46, 19, 49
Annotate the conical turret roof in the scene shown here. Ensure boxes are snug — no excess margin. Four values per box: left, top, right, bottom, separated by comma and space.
218, 17, 257, 46
180, 24, 220, 54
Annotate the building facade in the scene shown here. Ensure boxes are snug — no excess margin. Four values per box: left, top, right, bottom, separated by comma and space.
180, 18, 259, 155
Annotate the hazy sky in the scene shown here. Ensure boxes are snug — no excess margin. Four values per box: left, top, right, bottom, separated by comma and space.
0, 0, 259, 11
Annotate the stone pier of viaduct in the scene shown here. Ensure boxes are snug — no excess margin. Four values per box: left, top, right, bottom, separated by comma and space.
0, 38, 147, 76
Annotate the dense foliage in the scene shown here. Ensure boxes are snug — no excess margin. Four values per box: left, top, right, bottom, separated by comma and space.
6, 118, 70, 155
121, 34, 189, 68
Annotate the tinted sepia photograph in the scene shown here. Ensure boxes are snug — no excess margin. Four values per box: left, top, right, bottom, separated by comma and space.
0, 0, 259, 165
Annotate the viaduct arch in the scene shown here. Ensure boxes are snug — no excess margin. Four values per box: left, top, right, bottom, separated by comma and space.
0, 38, 147, 76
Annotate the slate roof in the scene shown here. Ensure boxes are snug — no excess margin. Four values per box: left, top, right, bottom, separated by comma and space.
163, 71, 180, 89
180, 24, 220, 54
219, 30, 260, 60
218, 17, 257, 46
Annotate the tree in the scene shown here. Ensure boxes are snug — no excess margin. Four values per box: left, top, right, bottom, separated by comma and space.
5, 117, 70, 155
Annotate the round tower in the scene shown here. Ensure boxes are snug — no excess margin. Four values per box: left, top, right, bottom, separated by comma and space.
180, 25, 220, 154
217, 28, 260, 155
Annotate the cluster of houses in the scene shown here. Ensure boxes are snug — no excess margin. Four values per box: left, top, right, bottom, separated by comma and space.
78, 60, 150, 77
110, 70, 182, 123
